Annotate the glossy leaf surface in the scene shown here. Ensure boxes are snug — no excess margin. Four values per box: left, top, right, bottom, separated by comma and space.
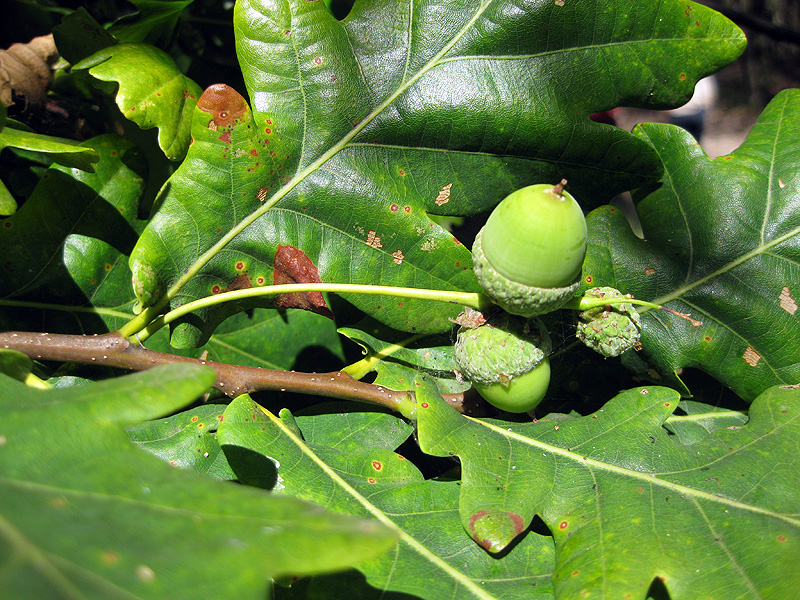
582, 88, 800, 400
412, 378, 800, 599
75, 43, 202, 160
218, 394, 557, 600
130, 0, 745, 347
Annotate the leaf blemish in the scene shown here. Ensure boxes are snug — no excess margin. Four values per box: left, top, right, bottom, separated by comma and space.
743, 346, 761, 366
392, 250, 405, 264
435, 183, 452, 205
366, 231, 382, 248
779, 286, 797, 314
372, 461, 382, 471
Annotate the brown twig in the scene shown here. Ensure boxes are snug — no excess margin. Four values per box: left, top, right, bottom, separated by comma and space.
0, 330, 472, 415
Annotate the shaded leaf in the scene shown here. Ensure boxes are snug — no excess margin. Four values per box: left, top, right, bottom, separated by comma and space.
218, 395, 557, 600
52, 8, 117, 64
130, 0, 744, 347
0, 364, 397, 600
109, 0, 195, 47
75, 43, 202, 160
0, 134, 145, 329
127, 403, 236, 480
582, 89, 800, 400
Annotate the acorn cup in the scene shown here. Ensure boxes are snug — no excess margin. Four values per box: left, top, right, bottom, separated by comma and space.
454, 311, 552, 413
472, 180, 588, 317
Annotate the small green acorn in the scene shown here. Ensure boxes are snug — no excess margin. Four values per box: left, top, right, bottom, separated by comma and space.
472, 180, 588, 317
576, 287, 642, 357
454, 311, 552, 412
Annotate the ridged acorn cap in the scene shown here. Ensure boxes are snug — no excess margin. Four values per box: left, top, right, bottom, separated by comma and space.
576, 287, 642, 357
454, 313, 551, 385
472, 228, 580, 317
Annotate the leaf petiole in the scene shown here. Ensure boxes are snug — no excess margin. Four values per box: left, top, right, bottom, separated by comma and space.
124, 283, 490, 342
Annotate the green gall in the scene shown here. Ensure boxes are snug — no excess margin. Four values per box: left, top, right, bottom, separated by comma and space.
576, 287, 642, 357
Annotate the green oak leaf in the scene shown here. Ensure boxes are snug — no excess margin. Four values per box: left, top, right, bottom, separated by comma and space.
130, 0, 744, 347
75, 43, 202, 160
0, 364, 397, 600
127, 404, 236, 480
582, 88, 800, 401
413, 377, 800, 599
109, 0, 195, 47
218, 395, 557, 600
52, 7, 117, 64
0, 134, 146, 334
0, 126, 99, 171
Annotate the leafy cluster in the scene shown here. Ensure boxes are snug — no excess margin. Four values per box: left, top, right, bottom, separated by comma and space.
1, 1, 799, 599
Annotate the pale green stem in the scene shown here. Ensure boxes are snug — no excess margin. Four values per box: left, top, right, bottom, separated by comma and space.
343, 333, 426, 380
129, 283, 488, 343
562, 295, 663, 312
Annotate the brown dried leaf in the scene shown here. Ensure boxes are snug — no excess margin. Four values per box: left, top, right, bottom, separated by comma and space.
0, 35, 58, 107
272, 245, 334, 319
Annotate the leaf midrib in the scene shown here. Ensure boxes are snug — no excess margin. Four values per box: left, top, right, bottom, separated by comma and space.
258, 404, 499, 600
163, 2, 494, 304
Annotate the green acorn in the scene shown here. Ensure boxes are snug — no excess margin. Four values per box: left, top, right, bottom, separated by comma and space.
576, 287, 642, 357
473, 181, 587, 317
454, 311, 552, 413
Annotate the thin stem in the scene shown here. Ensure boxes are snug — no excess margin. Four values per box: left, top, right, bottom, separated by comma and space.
563, 295, 663, 312
128, 283, 489, 342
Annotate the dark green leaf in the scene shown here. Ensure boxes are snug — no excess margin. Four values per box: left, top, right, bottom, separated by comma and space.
109, 0, 195, 47
52, 8, 117, 64
130, 0, 744, 347
582, 89, 800, 400
0, 134, 146, 332
218, 395, 557, 600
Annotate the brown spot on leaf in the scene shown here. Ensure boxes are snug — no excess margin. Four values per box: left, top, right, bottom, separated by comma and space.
224, 273, 252, 292
272, 245, 334, 319
645, 267, 656, 275
468, 510, 526, 553
197, 83, 248, 129
779, 286, 797, 315
435, 183, 452, 205
392, 250, 405, 264
366, 230, 382, 248
743, 346, 761, 366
